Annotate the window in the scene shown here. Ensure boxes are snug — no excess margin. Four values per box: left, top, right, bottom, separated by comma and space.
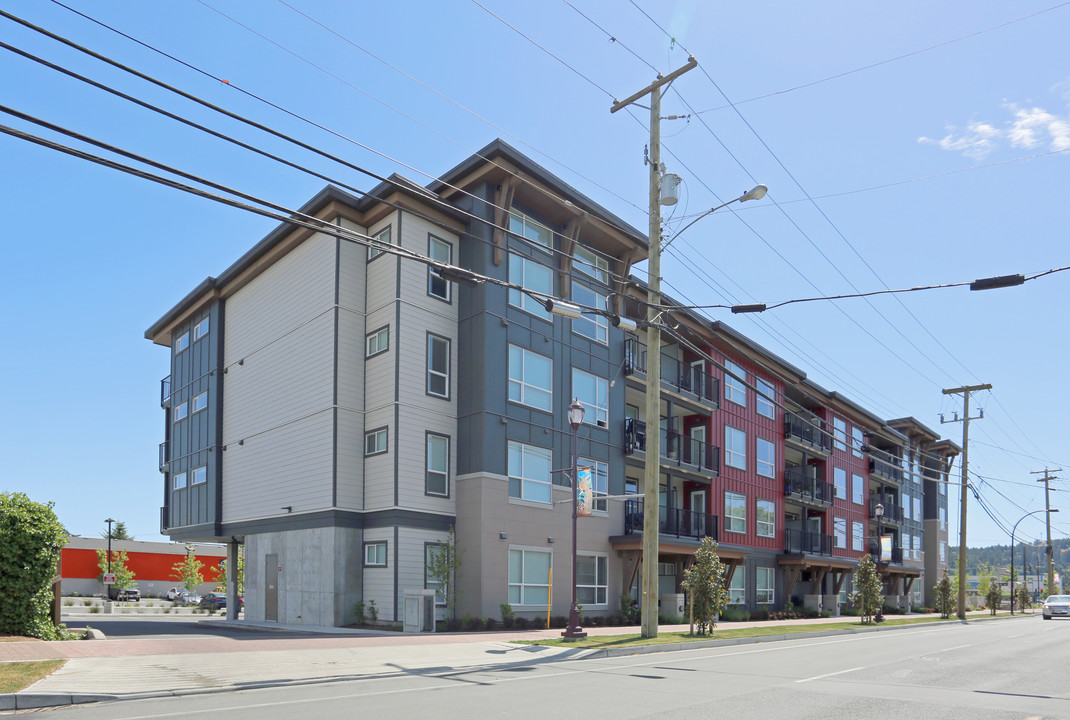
756, 499, 775, 538
902, 493, 911, 521
428, 235, 452, 300
852, 521, 865, 551
509, 211, 552, 249
191, 466, 206, 485
426, 333, 450, 398
577, 554, 608, 606
192, 319, 209, 343
913, 534, 921, 560
724, 359, 746, 406
508, 441, 552, 503
580, 458, 608, 512
368, 226, 391, 260
508, 345, 552, 411
833, 467, 847, 499
174, 331, 189, 354
939, 506, 947, 530
173, 472, 187, 490
174, 402, 188, 422
756, 437, 775, 478
572, 368, 608, 427
756, 567, 775, 604
192, 392, 208, 413
852, 473, 864, 505
364, 542, 387, 567
914, 497, 922, 521
939, 541, 946, 563
365, 427, 388, 456
426, 433, 449, 497
508, 548, 551, 606
571, 282, 608, 343
725, 426, 747, 470
574, 245, 609, 283
728, 567, 745, 605
833, 417, 847, 451
425, 544, 446, 606
365, 326, 389, 357
756, 377, 775, 419
833, 517, 847, 549
852, 426, 864, 458
725, 491, 746, 534
508, 254, 553, 319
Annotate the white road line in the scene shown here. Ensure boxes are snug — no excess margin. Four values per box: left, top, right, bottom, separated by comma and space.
795, 666, 863, 683
931, 643, 972, 653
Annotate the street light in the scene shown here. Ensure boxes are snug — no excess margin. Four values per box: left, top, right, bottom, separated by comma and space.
1011, 509, 1057, 615
105, 517, 115, 594
661, 185, 768, 251
563, 398, 587, 639
873, 503, 884, 622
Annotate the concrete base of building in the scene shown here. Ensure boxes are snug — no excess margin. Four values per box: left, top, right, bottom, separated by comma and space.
821, 595, 840, 617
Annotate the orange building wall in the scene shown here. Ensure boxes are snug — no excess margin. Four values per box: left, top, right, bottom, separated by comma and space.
62, 548, 226, 583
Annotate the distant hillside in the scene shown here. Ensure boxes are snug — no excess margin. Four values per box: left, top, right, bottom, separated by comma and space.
951, 536, 1070, 582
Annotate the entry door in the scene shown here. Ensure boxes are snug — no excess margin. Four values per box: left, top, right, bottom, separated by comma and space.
690, 359, 705, 396
265, 554, 278, 622
807, 516, 822, 553
689, 425, 706, 467
690, 489, 707, 537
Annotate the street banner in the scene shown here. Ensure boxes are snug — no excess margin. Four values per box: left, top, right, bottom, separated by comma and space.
577, 466, 593, 517
880, 536, 893, 562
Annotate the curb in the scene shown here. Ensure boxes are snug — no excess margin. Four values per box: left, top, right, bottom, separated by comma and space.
0, 693, 117, 710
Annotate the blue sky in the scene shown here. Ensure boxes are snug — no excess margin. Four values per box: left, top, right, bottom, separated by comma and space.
1, 0, 1067, 548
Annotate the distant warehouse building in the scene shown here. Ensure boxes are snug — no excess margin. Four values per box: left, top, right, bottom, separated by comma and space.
61, 537, 227, 597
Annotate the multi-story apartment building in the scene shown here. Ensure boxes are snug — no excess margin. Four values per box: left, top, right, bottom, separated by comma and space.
147, 140, 958, 626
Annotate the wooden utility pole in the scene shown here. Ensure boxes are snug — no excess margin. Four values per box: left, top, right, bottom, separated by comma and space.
1032, 468, 1062, 595
611, 57, 697, 639
942, 383, 991, 619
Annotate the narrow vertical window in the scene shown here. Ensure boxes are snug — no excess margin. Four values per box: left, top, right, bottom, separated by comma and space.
428, 235, 452, 301
368, 226, 391, 260
427, 333, 450, 398
426, 433, 449, 496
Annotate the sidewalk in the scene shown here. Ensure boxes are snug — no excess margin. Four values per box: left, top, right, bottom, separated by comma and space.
2, 610, 1018, 710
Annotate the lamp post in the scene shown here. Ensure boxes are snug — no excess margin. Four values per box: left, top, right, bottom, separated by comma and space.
563, 398, 587, 639
104, 517, 115, 596
1011, 509, 1057, 615
873, 503, 884, 622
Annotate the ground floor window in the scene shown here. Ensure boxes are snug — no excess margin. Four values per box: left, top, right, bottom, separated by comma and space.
728, 567, 745, 605
577, 554, 608, 606
508, 548, 551, 606
425, 543, 446, 606
756, 567, 775, 604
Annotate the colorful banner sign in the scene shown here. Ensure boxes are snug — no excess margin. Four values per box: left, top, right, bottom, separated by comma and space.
880, 536, 893, 562
577, 466, 593, 517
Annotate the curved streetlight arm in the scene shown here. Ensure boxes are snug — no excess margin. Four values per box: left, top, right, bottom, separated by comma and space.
1010, 508, 1058, 614
661, 184, 768, 252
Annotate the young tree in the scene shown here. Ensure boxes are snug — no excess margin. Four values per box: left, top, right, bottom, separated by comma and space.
216, 546, 244, 595
985, 582, 1002, 615
681, 537, 730, 635
0, 493, 68, 639
852, 554, 883, 624
426, 527, 462, 619
102, 521, 134, 540
96, 549, 136, 589
936, 569, 955, 619
1016, 583, 1031, 613
171, 547, 205, 593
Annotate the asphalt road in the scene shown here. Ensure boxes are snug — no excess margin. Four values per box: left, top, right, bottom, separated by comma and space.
60, 613, 319, 640
33, 615, 1070, 719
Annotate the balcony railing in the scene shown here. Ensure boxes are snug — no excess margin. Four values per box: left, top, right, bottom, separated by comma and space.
870, 545, 904, 565
623, 338, 719, 406
160, 506, 168, 533
784, 466, 834, 505
159, 441, 169, 472
870, 496, 904, 523
624, 420, 720, 474
868, 451, 903, 484
784, 414, 832, 453
161, 375, 172, 407
784, 528, 833, 555
623, 498, 718, 541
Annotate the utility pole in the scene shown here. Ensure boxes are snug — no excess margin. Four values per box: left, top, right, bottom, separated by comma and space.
941, 383, 990, 619
1032, 468, 1061, 595
611, 56, 697, 639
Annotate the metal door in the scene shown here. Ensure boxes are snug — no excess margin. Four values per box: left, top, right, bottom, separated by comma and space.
265, 554, 278, 622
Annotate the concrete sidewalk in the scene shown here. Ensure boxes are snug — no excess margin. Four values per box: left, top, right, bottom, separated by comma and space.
2, 610, 1021, 710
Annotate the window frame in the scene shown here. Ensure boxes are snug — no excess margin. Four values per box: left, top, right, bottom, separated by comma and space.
570, 281, 609, 344
367, 226, 392, 261
852, 521, 865, 551
508, 547, 552, 607
173, 471, 187, 490
833, 417, 847, 452
364, 541, 388, 567
756, 567, 775, 604
174, 402, 188, 422
427, 234, 453, 302
851, 426, 864, 458
365, 326, 389, 358
191, 466, 207, 485
724, 359, 746, 407
728, 566, 746, 605
833, 516, 847, 549
424, 542, 447, 606
425, 432, 450, 497
724, 491, 747, 534
756, 498, 776, 538
508, 344, 552, 412
852, 473, 864, 505
192, 391, 208, 414
755, 436, 775, 478
508, 253, 553, 320
509, 211, 553, 251
833, 466, 847, 500
755, 377, 775, 419
174, 331, 189, 354
725, 425, 747, 471
576, 553, 609, 607
573, 244, 609, 283
426, 332, 451, 399
571, 367, 608, 427
508, 441, 553, 504
365, 427, 389, 457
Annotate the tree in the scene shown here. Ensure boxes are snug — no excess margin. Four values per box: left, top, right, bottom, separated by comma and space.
101, 521, 134, 540
216, 546, 244, 595
96, 549, 136, 589
1016, 583, 1031, 613
0, 493, 68, 639
985, 582, 1002, 615
936, 569, 955, 619
681, 537, 730, 635
851, 554, 883, 624
171, 547, 205, 593
426, 527, 462, 619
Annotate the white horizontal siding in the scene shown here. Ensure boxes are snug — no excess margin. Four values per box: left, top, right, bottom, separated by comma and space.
335, 407, 364, 510
337, 218, 368, 313
397, 405, 456, 513
361, 527, 394, 621
337, 307, 366, 412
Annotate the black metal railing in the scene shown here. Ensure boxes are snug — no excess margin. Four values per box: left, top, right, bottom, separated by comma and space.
784, 466, 834, 505
868, 451, 903, 483
784, 528, 833, 555
623, 339, 720, 406
624, 420, 720, 474
159, 506, 169, 533
870, 496, 904, 523
871, 545, 904, 565
624, 337, 646, 375
784, 414, 832, 453
623, 498, 718, 541
161, 375, 172, 407
678, 435, 720, 473
159, 441, 169, 471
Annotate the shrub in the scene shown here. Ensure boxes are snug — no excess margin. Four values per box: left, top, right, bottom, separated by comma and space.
445, 617, 462, 632
0, 493, 67, 639
549, 615, 568, 629
89, 606, 100, 614
618, 594, 640, 625
500, 603, 515, 628
658, 613, 684, 625
513, 616, 531, 630
720, 606, 749, 622
484, 617, 498, 631
367, 600, 379, 623
353, 602, 366, 625
463, 615, 483, 632
83, 599, 92, 607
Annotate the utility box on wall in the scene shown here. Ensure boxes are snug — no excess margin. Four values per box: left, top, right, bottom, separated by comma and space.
403, 589, 437, 633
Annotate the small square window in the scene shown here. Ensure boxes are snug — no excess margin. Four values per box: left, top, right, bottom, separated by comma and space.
193, 317, 209, 341
191, 466, 207, 485
174, 402, 188, 422
173, 472, 187, 490
365, 428, 388, 456
366, 326, 389, 357
364, 542, 387, 567
192, 392, 208, 413
174, 332, 189, 354
368, 227, 391, 260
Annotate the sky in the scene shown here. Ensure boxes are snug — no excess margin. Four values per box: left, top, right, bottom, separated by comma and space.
1, 0, 1067, 548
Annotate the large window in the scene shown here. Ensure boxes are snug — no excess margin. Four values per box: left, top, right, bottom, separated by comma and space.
833, 517, 847, 549
852, 473, 864, 505
725, 426, 747, 470
508, 548, 551, 606
571, 282, 608, 343
756, 437, 775, 478
365, 427, 388, 456
939, 541, 946, 563
833, 417, 847, 451
427, 235, 452, 301
756, 377, 775, 419
508, 441, 552, 503
939, 506, 947, 530
725, 491, 746, 534
368, 226, 392, 260
724, 359, 746, 406
913, 535, 921, 560
508, 345, 552, 411
851, 426, 864, 458
914, 497, 922, 521
580, 458, 608, 512
572, 368, 608, 427
573, 245, 609, 283
508, 254, 552, 319
426, 433, 449, 497
364, 542, 387, 567
728, 567, 745, 605
833, 467, 847, 499
427, 333, 450, 398
902, 492, 911, 521
366, 326, 389, 357
852, 521, 865, 551
756, 499, 776, 538
577, 554, 608, 606
509, 211, 552, 249
756, 567, 775, 604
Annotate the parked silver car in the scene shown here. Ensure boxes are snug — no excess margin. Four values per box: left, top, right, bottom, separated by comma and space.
175, 591, 201, 606
1042, 595, 1070, 620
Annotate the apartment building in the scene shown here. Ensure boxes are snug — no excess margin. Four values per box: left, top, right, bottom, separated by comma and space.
147, 139, 957, 626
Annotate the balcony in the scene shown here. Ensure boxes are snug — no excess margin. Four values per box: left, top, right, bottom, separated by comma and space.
623, 420, 720, 475
784, 466, 834, 506
623, 338, 719, 408
159, 441, 169, 472
160, 506, 168, 533
868, 450, 903, 484
622, 498, 718, 541
870, 545, 904, 565
784, 414, 832, 454
870, 495, 904, 523
784, 528, 833, 555
161, 375, 172, 407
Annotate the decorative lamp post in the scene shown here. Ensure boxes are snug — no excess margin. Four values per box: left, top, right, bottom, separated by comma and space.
563, 398, 587, 639
105, 517, 116, 595
873, 503, 884, 622
1011, 509, 1057, 615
